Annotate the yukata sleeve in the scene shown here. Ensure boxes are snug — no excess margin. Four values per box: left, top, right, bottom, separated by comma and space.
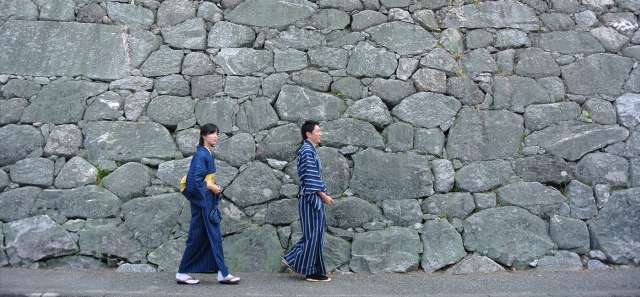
299, 151, 326, 210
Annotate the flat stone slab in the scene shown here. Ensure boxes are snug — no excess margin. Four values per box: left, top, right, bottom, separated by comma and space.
226, 0, 316, 27
442, 0, 541, 31
0, 20, 129, 80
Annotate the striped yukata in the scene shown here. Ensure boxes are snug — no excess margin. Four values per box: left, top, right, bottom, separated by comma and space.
284, 139, 327, 276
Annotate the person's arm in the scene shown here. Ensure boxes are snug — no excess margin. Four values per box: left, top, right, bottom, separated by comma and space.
299, 151, 331, 208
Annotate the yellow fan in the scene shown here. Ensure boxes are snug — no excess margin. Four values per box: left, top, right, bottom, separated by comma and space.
180, 173, 216, 192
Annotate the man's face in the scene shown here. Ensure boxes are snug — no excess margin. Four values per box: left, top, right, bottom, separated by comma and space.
306, 125, 321, 145
203, 131, 219, 146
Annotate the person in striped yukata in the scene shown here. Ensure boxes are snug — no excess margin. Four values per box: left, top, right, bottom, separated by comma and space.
282, 120, 334, 282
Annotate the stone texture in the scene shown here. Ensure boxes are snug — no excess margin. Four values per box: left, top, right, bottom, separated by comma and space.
236, 98, 279, 134
536, 251, 583, 271
421, 219, 466, 272
0, 21, 129, 80
79, 219, 145, 263
421, 193, 476, 220
383, 122, 414, 152
225, 162, 281, 207
493, 76, 551, 113
392, 92, 460, 129
369, 79, 416, 106
256, 124, 301, 162
317, 147, 351, 197
432, 159, 455, 193
351, 149, 433, 201
447, 109, 524, 161
350, 227, 421, 273
0, 187, 41, 222
496, 181, 568, 218
10, 158, 54, 187
141, 47, 183, 77
561, 54, 633, 96
549, 215, 590, 253
161, 18, 207, 50
4, 215, 78, 265
524, 102, 580, 131
195, 97, 238, 133
102, 163, 151, 202
366, 22, 437, 55
54, 157, 98, 189
326, 196, 381, 229
463, 206, 555, 269
513, 155, 574, 184
0, 98, 29, 125
576, 152, 628, 187
321, 119, 385, 149
0, 125, 44, 167
225, 0, 316, 27
215, 48, 273, 76
146, 96, 195, 128
515, 48, 560, 78
382, 199, 422, 227
532, 32, 604, 54
443, 0, 541, 31
121, 193, 182, 248
615, 93, 640, 128
446, 254, 505, 275
223, 225, 283, 272
347, 42, 398, 77
345, 96, 392, 128
191, 75, 225, 99
455, 160, 514, 193
157, 0, 196, 27
275, 85, 345, 121
207, 21, 255, 48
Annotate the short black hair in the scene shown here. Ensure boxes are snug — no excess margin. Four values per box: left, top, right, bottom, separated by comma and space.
199, 123, 219, 145
301, 120, 319, 140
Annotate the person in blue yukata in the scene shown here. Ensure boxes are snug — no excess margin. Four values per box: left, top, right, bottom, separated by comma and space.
175, 123, 241, 285
282, 120, 334, 282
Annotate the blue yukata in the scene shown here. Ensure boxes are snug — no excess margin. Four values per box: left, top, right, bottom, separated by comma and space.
284, 139, 328, 276
178, 145, 229, 277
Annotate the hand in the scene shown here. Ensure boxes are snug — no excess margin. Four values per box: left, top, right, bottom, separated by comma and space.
211, 184, 223, 194
322, 195, 333, 205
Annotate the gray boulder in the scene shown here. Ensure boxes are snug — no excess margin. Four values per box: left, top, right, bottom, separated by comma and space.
225, 0, 316, 27
463, 206, 555, 269
432, 159, 455, 193
615, 93, 640, 128
275, 85, 346, 122
225, 162, 281, 207
536, 251, 583, 271
346, 42, 398, 77
157, 0, 196, 27
324, 234, 351, 272
515, 48, 560, 78
524, 102, 580, 131
84, 91, 124, 121
317, 147, 351, 197
549, 215, 590, 254
79, 219, 145, 263
4, 215, 78, 265
208, 21, 255, 48
216, 48, 273, 76
513, 155, 574, 184
326, 196, 382, 228
455, 160, 514, 193
496, 181, 567, 218
195, 97, 238, 133
191, 75, 225, 99
446, 254, 505, 275
421, 193, 476, 220
421, 219, 466, 272
366, 22, 437, 55
351, 149, 434, 201
140, 47, 183, 77
214, 133, 256, 168
382, 199, 422, 227
308, 47, 349, 70
106, 3, 154, 30
0, 98, 29, 125
350, 227, 421, 273
442, 0, 540, 31
531, 31, 604, 54
44, 124, 82, 158
576, 152, 628, 187
345, 96, 392, 128
561, 54, 633, 96
265, 199, 298, 226
0, 187, 41, 222
148, 237, 186, 272
10, 157, 54, 187
223, 225, 284, 272
121, 193, 183, 249
256, 124, 301, 162
236, 98, 279, 134
161, 18, 207, 50
102, 162, 151, 202
146, 96, 195, 128
54, 157, 98, 189
369, 79, 416, 106
54, 186, 121, 219
0, 125, 44, 167
493, 76, 551, 113
392, 92, 460, 128
319, 119, 384, 149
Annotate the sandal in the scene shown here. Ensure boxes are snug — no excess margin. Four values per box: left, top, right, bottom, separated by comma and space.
218, 274, 241, 285
176, 276, 200, 285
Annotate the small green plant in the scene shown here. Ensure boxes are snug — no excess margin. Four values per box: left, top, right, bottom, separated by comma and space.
332, 91, 346, 99
455, 67, 467, 78
96, 168, 110, 186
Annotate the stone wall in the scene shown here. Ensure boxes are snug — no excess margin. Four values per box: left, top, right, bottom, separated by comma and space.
0, 0, 639, 274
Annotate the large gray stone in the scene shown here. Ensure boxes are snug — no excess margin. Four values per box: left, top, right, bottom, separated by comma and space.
225, 162, 281, 207
146, 96, 195, 128
590, 26, 629, 52
318, 0, 363, 11
124, 91, 151, 121
274, 27, 325, 50
615, 93, 640, 128
0, 0, 38, 21
102, 163, 151, 202
54, 157, 98, 189
421, 219, 466, 272
463, 206, 555, 269
215, 48, 273, 76
496, 181, 567, 218
366, 22, 437, 55
524, 121, 629, 161
455, 160, 514, 193
2, 79, 40, 99
322, 119, 385, 149
0, 21, 129, 80
290, 70, 331, 91
21, 79, 107, 124
576, 152, 628, 187
122, 193, 182, 249
308, 9, 350, 31
382, 199, 422, 227
589, 188, 640, 265
0, 187, 41, 222
549, 215, 590, 254
308, 47, 349, 70
513, 155, 574, 184
223, 225, 284, 272
0, 98, 29, 125
84, 91, 124, 121
147, 237, 186, 272
52, 186, 121, 219
421, 193, 476, 220
536, 251, 583, 271
351, 10, 387, 31
265, 199, 298, 226
495, 29, 530, 48
275, 85, 345, 122
324, 234, 351, 272
369, 79, 416, 106
344, 96, 392, 128
0, 125, 43, 167
414, 128, 445, 156
383, 122, 414, 152
447, 109, 524, 161
492, 76, 551, 113
9, 157, 53, 187
515, 48, 560, 78
446, 77, 484, 106
84, 121, 179, 162
141, 47, 184, 77
182, 53, 215, 76
236, 98, 279, 134
420, 48, 459, 75
195, 97, 238, 134
214, 133, 256, 168
219, 199, 252, 236
317, 147, 351, 197
161, 18, 207, 50
531, 32, 605, 54
432, 159, 454, 193
331, 77, 366, 100
4, 215, 78, 265
446, 254, 505, 275
207, 21, 256, 48
392, 92, 461, 129
350, 227, 421, 273
129, 30, 162, 69
106, 3, 154, 30
255, 123, 301, 162
155, 75, 190, 96
561, 54, 633, 96
226, 0, 316, 27
157, 0, 196, 27
461, 48, 497, 74
413, 68, 447, 93
78, 219, 145, 263
326, 196, 382, 228
524, 102, 580, 131
443, 0, 540, 31
351, 149, 434, 201
346, 42, 398, 78
191, 73, 225, 99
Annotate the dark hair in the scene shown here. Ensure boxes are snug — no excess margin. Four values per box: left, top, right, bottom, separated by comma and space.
301, 120, 319, 140
199, 123, 219, 145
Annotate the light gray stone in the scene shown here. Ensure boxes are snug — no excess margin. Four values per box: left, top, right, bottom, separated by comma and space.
576, 152, 628, 187
318, 0, 363, 11
473, 193, 496, 210
225, 162, 281, 207
0, 0, 38, 21
308, 9, 350, 31
0, 98, 29, 125
590, 26, 630, 52
225, 76, 261, 98
226, 0, 316, 27
195, 97, 238, 133
392, 92, 460, 129
351, 149, 434, 201
615, 93, 640, 128
414, 128, 445, 156
318, 147, 351, 197
122, 193, 182, 248
536, 251, 583, 271
420, 48, 459, 75
102, 163, 151, 202
2, 79, 40, 99
129, 30, 162, 69
236, 98, 279, 134
443, 0, 541, 31
446, 254, 505, 275
351, 10, 387, 31
265, 199, 298, 226
157, 0, 196, 27
350, 227, 421, 273
155, 75, 190, 96
124, 91, 151, 121
256, 124, 301, 162
262, 73, 289, 99
396, 58, 419, 81
412, 68, 446, 93
10, 158, 54, 187
0, 187, 41, 222
525, 121, 629, 161
324, 234, 351, 272
493, 76, 552, 112
4, 215, 78, 265
369, 79, 416, 106
382, 199, 422, 227
116, 263, 156, 273
383, 122, 413, 152
54, 157, 98, 189
54, 186, 121, 219
463, 206, 555, 269
447, 109, 524, 161
549, 215, 590, 253
224, 225, 284, 272
106, 3, 154, 30
161, 18, 207, 50
446, 77, 484, 106
321, 119, 384, 149
589, 187, 640, 265
583, 98, 616, 125
347, 42, 398, 78
197, 2, 223, 23
79, 219, 145, 263
541, 13, 575, 31
141, 47, 183, 77
275, 85, 345, 121
191, 74, 225, 99
44, 124, 82, 158
496, 29, 530, 48
290, 70, 331, 92
562, 54, 633, 96
345, 96, 392, 128
515, 48, 560, 78
215, 48, 273, 76
84, 121, 179, 162
455, 160, 514, 193
496, 181, 568, 218
274, 27, 325, 50
532, 31, 605, 54
208, 21, 256, 49
0, 125, 43, 167
421, 218, 466, 272
432, 159, 454, 193
147, 96, 195, 128
422, 192, 475, 220
214, 133, 256, 168
513, 155, 574, 184
110, 76, 154, 92
365, 21, 437, 55
524, 102, 580, 131
461, 48, 497, 74
308, 47, 348, 70
326, 196, 382, 228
